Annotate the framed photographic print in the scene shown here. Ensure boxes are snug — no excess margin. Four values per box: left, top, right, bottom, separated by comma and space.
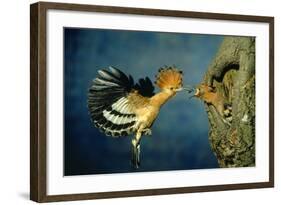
30, 1, 274, 202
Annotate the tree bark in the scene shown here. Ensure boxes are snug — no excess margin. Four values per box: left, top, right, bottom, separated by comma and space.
203, 36, 255, 167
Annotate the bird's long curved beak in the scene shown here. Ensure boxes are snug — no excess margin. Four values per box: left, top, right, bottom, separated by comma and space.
176, 87, 183, 92
182, 85, 195, 93
181, 85, 201, 100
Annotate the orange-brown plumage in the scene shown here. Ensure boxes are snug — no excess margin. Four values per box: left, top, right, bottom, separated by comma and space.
155, 66, 183, 90
88, 66, 183, 168
194, 84, 228, 118
194, 84, 218, 104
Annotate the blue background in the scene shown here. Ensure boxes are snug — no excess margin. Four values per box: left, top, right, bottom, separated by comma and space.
64, 28, 223, 175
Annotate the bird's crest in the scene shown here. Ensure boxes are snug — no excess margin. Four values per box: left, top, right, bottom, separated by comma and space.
155, 66, 183, 90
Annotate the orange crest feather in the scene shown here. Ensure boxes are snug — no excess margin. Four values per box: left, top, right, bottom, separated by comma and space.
155, 66, 183, 89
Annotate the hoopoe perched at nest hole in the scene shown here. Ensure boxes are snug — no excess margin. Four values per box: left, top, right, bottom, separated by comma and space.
88, 66, 183, 168
194, 84, 232, 124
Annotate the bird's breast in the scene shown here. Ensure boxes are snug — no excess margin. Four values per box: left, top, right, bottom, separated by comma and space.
135, 105, 159, 128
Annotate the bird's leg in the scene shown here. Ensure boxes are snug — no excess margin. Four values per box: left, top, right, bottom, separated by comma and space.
142, 128, 152, 136
131, 131, 142, 168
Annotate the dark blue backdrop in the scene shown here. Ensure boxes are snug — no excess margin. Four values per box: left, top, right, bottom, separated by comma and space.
64, 28, 223, 175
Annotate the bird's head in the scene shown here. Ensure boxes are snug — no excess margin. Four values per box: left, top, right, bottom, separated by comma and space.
155, 66, 183, 94
193, 84, 215, 99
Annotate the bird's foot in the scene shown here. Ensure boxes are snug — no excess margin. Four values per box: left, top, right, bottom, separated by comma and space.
142, 128, 152, 136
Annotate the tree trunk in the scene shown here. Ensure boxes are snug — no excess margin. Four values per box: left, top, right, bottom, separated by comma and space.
203, 36, 255, 167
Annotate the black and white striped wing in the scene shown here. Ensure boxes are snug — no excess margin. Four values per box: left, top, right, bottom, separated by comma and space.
88, 67, 137, 137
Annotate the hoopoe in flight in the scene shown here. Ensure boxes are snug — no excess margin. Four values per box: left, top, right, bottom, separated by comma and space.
88, 66, 183, 168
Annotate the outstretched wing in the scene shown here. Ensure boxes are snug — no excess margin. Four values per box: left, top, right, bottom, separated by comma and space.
88, 66, 154, 137
134, 77, 155, 97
